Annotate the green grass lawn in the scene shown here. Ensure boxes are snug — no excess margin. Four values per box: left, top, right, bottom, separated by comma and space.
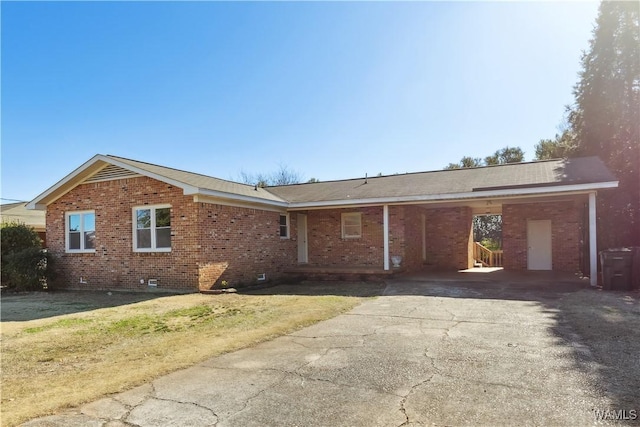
1, 283, 382, 426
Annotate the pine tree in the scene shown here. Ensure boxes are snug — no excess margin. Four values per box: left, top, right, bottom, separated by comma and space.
569, 1, 640, 247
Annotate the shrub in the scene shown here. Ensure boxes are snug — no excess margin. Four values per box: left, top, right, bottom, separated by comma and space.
1, 222, 54, 291
480, 238, 502, 251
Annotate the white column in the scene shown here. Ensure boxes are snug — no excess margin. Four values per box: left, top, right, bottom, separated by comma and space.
589, 192, 597, 286
383, 205, 390, 271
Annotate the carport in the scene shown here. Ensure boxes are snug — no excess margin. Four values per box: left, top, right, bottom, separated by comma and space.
271, 157, 617, 286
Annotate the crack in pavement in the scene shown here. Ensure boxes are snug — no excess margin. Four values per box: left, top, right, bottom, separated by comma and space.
396, 374, 436, 427
344, 312, 448, 321
290, 336, 365, 349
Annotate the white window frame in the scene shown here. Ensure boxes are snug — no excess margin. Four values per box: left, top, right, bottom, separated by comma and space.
341, 212, 362, 239
279, 213, 290, 239
65, 210, 96, 253
133, 204, 172, 252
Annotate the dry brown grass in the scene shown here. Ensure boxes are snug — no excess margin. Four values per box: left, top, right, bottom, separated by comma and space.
1, 290, 368, 426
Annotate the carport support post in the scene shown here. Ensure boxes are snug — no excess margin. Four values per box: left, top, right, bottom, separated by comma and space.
589, 192, 597, 286
383, 204, 390, 271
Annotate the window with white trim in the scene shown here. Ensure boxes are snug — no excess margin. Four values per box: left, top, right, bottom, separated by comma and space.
66, 211, 96, 252
279, 214, 290, 239
133, 205, 171, 252
341, 212, 362, 239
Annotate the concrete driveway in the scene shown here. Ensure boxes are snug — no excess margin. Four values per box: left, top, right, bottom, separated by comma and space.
24, 278, 636, 426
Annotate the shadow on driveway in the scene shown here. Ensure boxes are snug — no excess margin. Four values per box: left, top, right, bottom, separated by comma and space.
384, 274, 640, 423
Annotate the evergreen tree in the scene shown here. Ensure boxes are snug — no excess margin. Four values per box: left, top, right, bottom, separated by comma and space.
569, 1, 639, 247
534, 121, 577, 160
484, 146, 525, 165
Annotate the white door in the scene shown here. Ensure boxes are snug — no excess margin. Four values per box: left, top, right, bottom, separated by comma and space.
527, 220, 552, 270
297, 214, 308, 263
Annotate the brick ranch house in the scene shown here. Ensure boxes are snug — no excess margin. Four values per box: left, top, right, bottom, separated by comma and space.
27, 154, 617, 291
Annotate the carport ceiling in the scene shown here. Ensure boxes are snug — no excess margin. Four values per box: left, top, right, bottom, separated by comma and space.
415, 193, 589, 214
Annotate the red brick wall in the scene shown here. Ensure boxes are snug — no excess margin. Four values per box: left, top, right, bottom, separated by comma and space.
47, 176, 297, 291
197, 204, 296, 290
502, 201, 582, 272
306, 207, 384, 267
423, 207, 473, 270
389, 206, 424, 270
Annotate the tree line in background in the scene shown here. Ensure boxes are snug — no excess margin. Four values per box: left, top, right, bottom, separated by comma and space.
447, 1, 639, 249
237, 164, 318, 187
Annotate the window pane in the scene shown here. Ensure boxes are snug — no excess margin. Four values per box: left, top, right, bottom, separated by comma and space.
84, 213, 95, 232
279, 215, 288, 237
137, 229, 151, 248
69, 232, 81, 250
342, 214, 361, 238
345, 216, 360, 226
156, 208, 170, 227
137, 209, 151, 229
84, 231, 96, 249
156, 228, 171, 248
69, 214, 80, 232
344, 225, 360, 237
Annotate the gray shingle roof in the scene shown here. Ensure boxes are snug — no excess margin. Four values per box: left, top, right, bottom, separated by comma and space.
106, 155, 287, 203
26, 154, 619, 211
267, 157, 617, 204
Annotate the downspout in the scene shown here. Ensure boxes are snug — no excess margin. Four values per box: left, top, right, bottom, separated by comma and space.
383, 205, 390, 271
589, 192, 597, 286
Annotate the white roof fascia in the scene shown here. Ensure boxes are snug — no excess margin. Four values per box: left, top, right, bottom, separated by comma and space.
286, 181, 619, 210
26, 155, 200, 210
194, 195, 288, 212
27, 154, 107, 210
104, 156, 199, 194
194, 188, 289, 208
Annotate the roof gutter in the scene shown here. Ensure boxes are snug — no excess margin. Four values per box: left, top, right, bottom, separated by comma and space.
191, 188, 289, 208
286, 181, 619, 210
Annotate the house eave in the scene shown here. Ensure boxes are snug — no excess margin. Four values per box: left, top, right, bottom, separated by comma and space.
26, 154, 287, 211
27, 155, 110, 210
193, 189, 289, 209
286, 181, 619, 210
25, 154, 203, 210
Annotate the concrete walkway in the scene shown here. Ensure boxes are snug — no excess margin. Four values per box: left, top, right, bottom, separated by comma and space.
24, 279, 615, 426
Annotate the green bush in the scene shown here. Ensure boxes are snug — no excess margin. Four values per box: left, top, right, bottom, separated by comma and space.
480, 238, 502, 251
1, 222, 54, 291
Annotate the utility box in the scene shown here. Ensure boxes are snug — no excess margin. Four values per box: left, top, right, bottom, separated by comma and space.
600, 248, 634, 291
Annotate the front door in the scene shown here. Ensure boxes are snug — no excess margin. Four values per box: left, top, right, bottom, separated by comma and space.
527, 220, 552, 270
297, 213, 308, 263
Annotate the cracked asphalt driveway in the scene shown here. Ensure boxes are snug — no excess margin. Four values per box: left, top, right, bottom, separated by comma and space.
24, 278, 630, 427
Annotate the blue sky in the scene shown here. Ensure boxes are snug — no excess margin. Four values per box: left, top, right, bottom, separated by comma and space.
1, 1, 599, 201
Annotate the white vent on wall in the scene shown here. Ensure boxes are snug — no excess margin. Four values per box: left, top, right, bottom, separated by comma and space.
148, 279, 158, 287
84, 165, 141, 183
257, 273, 266, 282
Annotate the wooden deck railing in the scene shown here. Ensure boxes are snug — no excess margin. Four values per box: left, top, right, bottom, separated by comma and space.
473, 242, 504, 267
